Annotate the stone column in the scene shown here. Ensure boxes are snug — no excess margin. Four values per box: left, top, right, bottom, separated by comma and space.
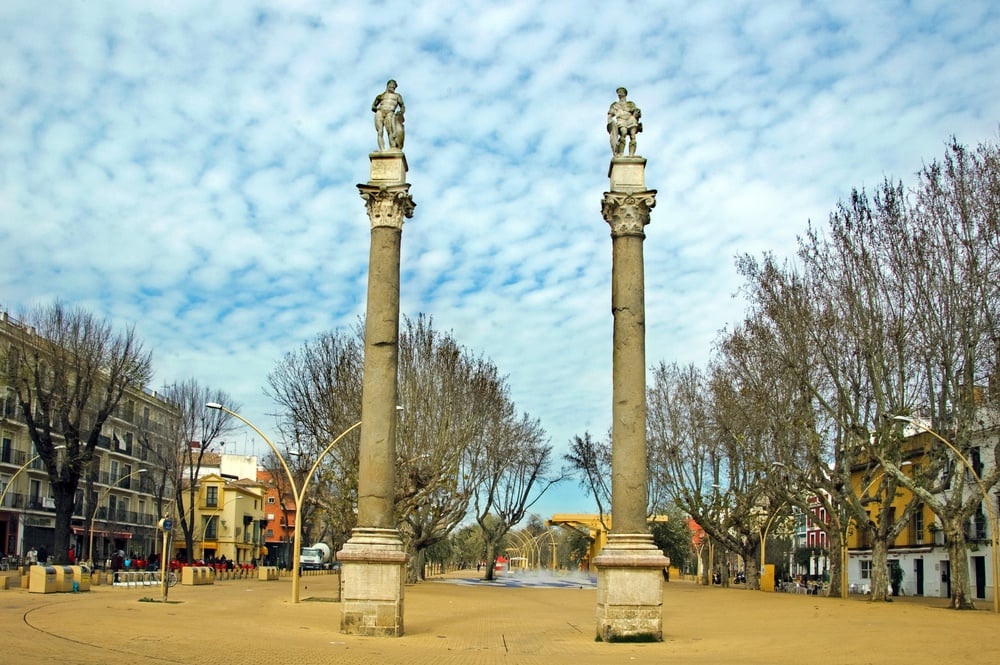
593, 156, 670, 642
338, 150, 415, 637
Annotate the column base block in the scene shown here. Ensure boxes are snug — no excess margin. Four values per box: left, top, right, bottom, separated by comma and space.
337, 528, 406, 636
594, 533, 669, 642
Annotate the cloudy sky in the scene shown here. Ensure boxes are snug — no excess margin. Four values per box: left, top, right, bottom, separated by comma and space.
2, 0, 998, 518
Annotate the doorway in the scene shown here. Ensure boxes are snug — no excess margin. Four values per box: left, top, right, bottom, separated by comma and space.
941, 560, 951, 598
914, 559, 924, 596
973, 555, 986, 599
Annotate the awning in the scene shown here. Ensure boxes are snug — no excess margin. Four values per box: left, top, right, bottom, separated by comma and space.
71, 527, 132, 539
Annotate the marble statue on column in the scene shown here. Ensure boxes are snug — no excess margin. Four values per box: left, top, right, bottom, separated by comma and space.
372, 79, 406, 151
607, 87, 642, 156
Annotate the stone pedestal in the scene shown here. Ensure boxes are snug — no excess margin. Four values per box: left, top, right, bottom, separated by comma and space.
594, 534, 668, 642
598, 154, 668, 641
338, 149, 414, 637
338, 528, 406, 636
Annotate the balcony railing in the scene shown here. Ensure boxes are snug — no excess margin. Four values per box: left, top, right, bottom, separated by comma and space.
1, 449, 28, 466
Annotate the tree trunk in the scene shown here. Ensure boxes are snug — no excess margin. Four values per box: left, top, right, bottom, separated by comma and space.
483, 541, 498, 581
869, 538, 891, 602
52, 481, 77, 565
744, 549, 760, 590
828, 532, 846, 598
945, 520, 976, 609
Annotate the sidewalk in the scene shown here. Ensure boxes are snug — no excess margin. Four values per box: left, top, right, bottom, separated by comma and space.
2, 570, 998, 665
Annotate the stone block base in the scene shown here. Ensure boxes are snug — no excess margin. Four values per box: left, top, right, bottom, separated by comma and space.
338, 528, 406, 636
594, 533, 669, 642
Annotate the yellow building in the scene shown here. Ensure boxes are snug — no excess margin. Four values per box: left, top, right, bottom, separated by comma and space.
845, 422, 995, 601
181, 474, 265, 565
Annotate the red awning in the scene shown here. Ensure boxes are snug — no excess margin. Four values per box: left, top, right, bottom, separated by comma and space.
71, 527, 132, 539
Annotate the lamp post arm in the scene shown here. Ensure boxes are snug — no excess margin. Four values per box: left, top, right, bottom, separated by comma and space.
301, 421, 363, 504
88, 467, 148, 563
893, 415, 999, 614
0, 454, 42, 508
207, 403, 299, 499
0, 445, 67, 509
892, 417, 997, 525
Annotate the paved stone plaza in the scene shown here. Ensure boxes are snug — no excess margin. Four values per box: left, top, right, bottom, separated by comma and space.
2, 571, 998, 664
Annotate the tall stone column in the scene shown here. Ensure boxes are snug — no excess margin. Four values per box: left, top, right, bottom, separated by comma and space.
338, 150, 415, 637
593, 155, 670, 642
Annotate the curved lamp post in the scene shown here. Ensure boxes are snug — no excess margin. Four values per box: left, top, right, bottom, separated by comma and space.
893, 415, 999, 614
0, 445, 66, 510
88, 468, 147, 566
206, 402, 361, 603
0, 445, 66, 558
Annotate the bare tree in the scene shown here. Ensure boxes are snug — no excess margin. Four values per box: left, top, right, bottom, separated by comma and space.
563, 432, 611, 531
149, 380, 238, 563
473, 411, 557, 581
266, 326, 365, 554
2, 303, 153, 564
730, 137, 1000, 606
266, 314, 531, 583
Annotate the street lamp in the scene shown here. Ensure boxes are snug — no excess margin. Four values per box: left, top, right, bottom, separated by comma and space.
0, 445, 66, 559
206, 402, 361, 603
88, 468, 148, 566
0, 444, 66, 510
893, 415, 999, 614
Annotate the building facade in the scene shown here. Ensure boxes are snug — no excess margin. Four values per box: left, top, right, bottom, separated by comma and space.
846, 417, 998, 601
0, 312, 179, 565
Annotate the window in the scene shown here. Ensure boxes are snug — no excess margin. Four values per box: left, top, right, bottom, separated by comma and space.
970, 447, 983, 480
860, 560, 872, 580
267, 496, 276, 504
206, 485, 218, 507
972, 509, 987, 540
266, 529, 273, 537
110, 460, 120, 483
203, 516, 218, 540
913, 505, 924, 544
1, 437, 11, 464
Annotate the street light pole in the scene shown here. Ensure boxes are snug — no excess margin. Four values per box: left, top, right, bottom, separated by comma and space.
0, 445, 66, 512
206, 402, 361, 603
893, 415, 1000, 614
87, 468, 147, 566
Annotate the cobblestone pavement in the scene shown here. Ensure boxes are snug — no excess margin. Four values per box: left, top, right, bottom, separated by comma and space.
2, 570, 999, 665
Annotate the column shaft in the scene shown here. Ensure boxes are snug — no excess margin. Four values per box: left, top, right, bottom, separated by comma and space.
610, 233, 648, 534
357, 224, 401, 528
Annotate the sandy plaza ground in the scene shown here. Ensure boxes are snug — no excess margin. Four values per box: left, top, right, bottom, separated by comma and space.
2, 569, 999, 665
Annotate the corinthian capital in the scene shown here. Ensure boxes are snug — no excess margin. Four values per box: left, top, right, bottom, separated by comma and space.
358, 184, 416, 230
601, 190, 657, 238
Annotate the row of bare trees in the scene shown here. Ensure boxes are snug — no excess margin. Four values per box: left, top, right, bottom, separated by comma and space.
266, 314, 557, 582
565, 137, 1000, 608
2, 303, 553, 572
1, 302, 242, 565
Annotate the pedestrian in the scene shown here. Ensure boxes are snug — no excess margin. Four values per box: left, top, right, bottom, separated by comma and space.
37, 545, 47, 565
68, 546, 76, 565
26, 546, 38, 566
111, 550, 125, 582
